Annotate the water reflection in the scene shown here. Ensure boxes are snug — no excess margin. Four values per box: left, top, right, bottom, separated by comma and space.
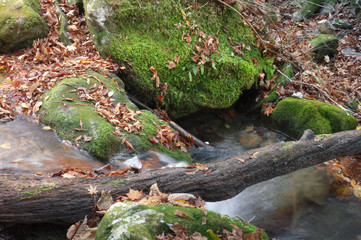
0, 116, 103, 174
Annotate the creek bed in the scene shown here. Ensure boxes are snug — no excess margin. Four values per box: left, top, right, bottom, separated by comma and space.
0, 112, 360, 239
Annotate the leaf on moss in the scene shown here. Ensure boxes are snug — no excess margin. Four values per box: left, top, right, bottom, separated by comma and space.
173, 210, 193, 219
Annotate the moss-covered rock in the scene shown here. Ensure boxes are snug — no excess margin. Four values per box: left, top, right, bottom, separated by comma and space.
95, 201, 269, 240
269, 98, 357, 138
0, 0, 49, 52
55, 2, 72, 46
310, 34, 338, 62
38, 70, 191, 162
254, 63, 294, 110
293, 0, 325, 21
83, 0, 275, 118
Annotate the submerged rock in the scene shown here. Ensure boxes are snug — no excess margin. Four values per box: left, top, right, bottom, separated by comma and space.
95, 201, 269, 240
269, 98, 357, 138
83, 0, 275, 118
0, 0, 49, 52
38, 70, 191, 162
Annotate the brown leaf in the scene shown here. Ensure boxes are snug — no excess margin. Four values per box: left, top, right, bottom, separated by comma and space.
74, 128, 88, 132
83, 135, 92, 142
167, 61, 176, 69
190, 232, 208, 240
234, 157, 245, 163
96, 190, 114, 211
75, 135, 83, 141
195, 163, 208, 171
66, 221, 81, 240
125, 139, 135, 151
173, 210, 193, 219
126, 188, 143, 201
174, 55, 180, 64
259, 72, 265, 81
33, 101, 43, 113
156, 95, 164, 102
244, 228, 262, 240
252, 58, 258, 66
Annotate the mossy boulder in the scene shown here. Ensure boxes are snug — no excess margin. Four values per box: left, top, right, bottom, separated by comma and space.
95, 201, 269, 240
0, 0, 49, 52
38, 70, 191, 162
310, 34, 338, 62
293, 0, 324, 21
269, 98, 357, 138
83, 0, 275, 118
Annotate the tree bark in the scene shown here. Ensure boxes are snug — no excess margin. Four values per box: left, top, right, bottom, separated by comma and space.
1, 129, 361, 225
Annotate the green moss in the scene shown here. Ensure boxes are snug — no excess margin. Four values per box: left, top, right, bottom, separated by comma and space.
255, 63, 294, 110
38, 77, 121, 161
0, 0, 49, 52
95, 202, 269, 240
38, 70, 191, 161
270, 98, 357, 138
129, 111, 192, 163
85, 0, 274, 118
309, 34, 338, 62
294, 0, 324, 21
20, 182, 57, 200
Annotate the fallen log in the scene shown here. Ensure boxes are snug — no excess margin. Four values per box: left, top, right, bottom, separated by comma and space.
1, 129, 361, 225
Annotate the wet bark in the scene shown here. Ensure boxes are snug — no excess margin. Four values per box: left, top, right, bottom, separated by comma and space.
1, 129, 361, 225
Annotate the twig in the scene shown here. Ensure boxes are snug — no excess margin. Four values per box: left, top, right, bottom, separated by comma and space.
127, 94, 208, 148
277, 69, 361, 118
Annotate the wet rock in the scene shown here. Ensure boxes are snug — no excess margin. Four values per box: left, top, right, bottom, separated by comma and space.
0, 0, 49, 52
83, 0, 275, 118
332, 18, 353, 29
269, 98, 357, 138
309, 34, 338, 62
95, 201, 268, 240
38, 70, 191, 162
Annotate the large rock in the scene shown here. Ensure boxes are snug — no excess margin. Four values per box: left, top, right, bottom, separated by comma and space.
310, 34, 338, 63
83, 0, 275, 118
95, 201, 269, 240
269, 98, 357, 138
293, 0, 324, 21
38, 70, 191, 162
0, 0, 49, 52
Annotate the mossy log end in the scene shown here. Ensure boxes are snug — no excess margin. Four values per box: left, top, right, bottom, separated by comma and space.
1, 129, 361, 225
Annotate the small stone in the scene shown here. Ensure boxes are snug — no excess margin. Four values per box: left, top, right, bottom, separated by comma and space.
318, 20, 335, 34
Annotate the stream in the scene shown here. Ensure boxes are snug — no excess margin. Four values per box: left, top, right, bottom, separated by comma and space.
0, 112, 360, 239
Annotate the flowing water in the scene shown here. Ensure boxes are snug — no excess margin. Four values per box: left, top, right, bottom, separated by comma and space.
0, 116, 103, 174
179, 110, 361, 240
1, 112, 360, 239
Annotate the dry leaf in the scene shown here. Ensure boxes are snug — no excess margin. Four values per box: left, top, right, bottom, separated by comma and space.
97, 190, 114, 211
174, 55, 180, 64
126, 188, 143, 201
167, 61, 176, 69
173, 210, 193, 219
